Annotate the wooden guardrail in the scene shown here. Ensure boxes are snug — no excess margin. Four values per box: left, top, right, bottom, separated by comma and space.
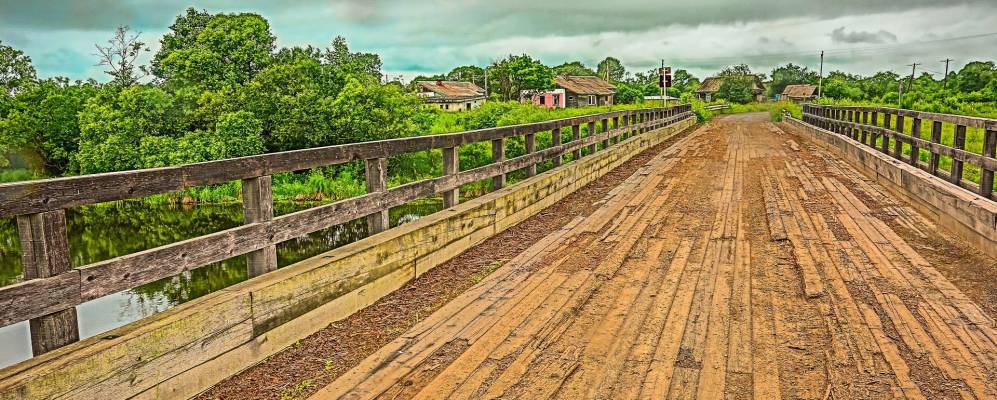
705, 103, 730, 111
801, 104, 997, 200
0, 104, 692, 359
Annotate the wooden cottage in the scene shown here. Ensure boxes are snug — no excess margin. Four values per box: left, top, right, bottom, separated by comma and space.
696, 76, 765, 102
779, 84, 818, 103
554, 76, 616, 107
415, 80, 486, 112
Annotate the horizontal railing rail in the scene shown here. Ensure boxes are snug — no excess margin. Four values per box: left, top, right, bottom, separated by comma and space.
799, 104, 997, 201
0, 104, 693, 358
705, 103, 730, 111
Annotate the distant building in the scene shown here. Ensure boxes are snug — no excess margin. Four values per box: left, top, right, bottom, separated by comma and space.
696, 76, 765, 102
554, 75, 616, 107
779, 84, 818, 103
415, 80, 486, 112
528, 88, 567, 109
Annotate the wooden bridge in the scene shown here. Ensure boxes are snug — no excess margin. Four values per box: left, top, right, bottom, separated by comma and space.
1, 104, 996, 399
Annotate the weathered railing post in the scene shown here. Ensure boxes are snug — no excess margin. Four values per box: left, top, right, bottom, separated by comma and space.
364, 158, 389, 234
17, 210, 79, 355
893, 115, 905, 160
910, 117, 922, 166
524, 130, 536, 178
846, 110, 854, 138
982, 129, 997, 197
587, 121, 597, 154
552, 127, 562, 167
951, 125, 967, 185
860, 111, 869, 144
572, 124, 582, 160
881, 113, 892, 154
242, 176, 277, 277
492, 138, 506, 190
871, 111, 879, 147
442, 147, 459, 207
928, 120, 942, 176
601, 118, 610, 150
612, 116, 620, 144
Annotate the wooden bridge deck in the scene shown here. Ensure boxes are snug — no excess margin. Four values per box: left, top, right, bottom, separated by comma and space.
311, 113, 997, 400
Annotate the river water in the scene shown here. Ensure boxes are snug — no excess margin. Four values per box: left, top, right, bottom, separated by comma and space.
0, 199, 442, 368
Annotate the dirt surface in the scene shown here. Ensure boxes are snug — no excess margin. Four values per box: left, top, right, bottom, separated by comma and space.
195, 122, 699, 400
314, 113, 997, 400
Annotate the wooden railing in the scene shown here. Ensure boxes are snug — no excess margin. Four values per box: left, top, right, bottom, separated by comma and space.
800, 104, 997, 200
705, 103, 730, 111
0, 104, 693, 357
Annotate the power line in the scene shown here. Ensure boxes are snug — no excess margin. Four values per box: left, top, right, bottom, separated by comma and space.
666, 31, 997, 63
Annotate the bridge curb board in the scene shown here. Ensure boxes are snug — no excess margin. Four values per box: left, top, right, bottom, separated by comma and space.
785, 116, 997, 259
0, 117, 695, 400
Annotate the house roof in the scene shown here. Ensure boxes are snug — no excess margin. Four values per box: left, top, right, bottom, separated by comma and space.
415, 80, 485, 101
554, 75, 616, 95
696, 76, 765, 94
781, 84, 818, 98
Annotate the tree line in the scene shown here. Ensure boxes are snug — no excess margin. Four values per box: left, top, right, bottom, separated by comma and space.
1, 6, 995, 181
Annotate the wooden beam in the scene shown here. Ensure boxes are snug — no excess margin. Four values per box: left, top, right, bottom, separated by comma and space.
981, 129, 997, 197
492, 138, 506, 190
525, 131, 536, 178
951, 125, 967, 185
443, 147, 459, 207
929, 121, 942, 176
243, 176, 277, 277
571, 124, 582, 160
17, 210, 79, 355
587, 121, 597, 154
364, 158, 390, 234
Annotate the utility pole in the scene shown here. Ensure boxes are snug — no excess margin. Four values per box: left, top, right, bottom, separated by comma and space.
906, 62, 920, 93
941, 58, 953, 89
898, 81, 903, 108
484, 67, 489, 98
818, 51, 824, 98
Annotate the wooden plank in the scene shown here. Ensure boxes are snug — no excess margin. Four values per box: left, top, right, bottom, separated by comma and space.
571, 124, 582, 160
910, 117, 922, 166
601, 118, 610, 150
524, 131, 536, 178
893, 115, 904, 160
929, 120, 942, 176
242, 175, 277, 277
364, 158, 390, 234
442, 146, 459, 207
552, 127, 563, 167
491, 138, 506, 190
981, 129, 996, 197
587, 121, 597, 154
951, 124, 967, 185
16, 210, 80, 355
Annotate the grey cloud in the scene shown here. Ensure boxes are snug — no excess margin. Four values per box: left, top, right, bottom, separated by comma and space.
830, 26, 898, 44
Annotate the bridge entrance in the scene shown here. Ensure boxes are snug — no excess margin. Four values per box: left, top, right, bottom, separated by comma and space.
312, 113, 996, 400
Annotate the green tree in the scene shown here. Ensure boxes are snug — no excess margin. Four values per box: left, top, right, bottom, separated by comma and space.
446, 65, 485, 88
955, 61, 996, 93
489, 54, 554, 101
768, 63, 819, 97
94, 26, 150, 86
614, 83, 643, 104
596, 57, 625, 82
715, 64, 759, 104
324, 36, 382, 80
76, 86, 180, 173
553, 61, 596, 77
158, 12, 275, 89
0, 40, 36, 96
152, 7, 213, 80
0, 78, 98, 172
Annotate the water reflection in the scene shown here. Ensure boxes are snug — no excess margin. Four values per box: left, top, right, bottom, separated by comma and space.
0, 198, 441, 368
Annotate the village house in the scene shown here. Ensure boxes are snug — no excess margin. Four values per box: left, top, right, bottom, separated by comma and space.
696, 76, 766, 102
414, 80, 486, 112
527, 88, 567, 109
779, 84, 818, 103
550, 75, 616, 107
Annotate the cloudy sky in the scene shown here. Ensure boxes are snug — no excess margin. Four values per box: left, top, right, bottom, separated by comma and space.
1, 0, 996, 82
